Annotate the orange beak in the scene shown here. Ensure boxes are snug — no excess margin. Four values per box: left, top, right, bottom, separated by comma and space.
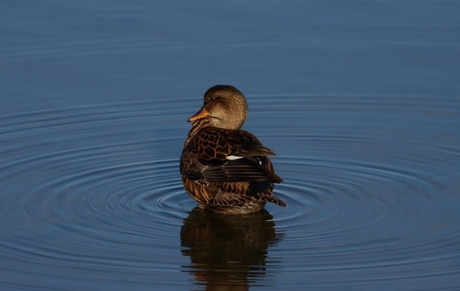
188, 107, 210, 122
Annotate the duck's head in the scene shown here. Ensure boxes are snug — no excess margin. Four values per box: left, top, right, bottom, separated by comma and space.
188, 85, 248, 130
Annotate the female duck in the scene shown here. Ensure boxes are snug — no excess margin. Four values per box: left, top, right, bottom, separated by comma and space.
180, 85, 286, 214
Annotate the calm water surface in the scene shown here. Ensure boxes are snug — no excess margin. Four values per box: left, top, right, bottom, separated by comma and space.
1, 1, 460, 290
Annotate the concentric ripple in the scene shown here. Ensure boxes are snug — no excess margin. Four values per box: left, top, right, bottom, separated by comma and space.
0, 102, 195, 290
251, 94, 460, 290
1, 94, 460, 290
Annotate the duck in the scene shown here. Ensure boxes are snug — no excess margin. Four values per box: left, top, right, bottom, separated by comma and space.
180, 85, 286, 214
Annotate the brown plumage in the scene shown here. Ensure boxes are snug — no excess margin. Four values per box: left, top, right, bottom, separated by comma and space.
180, 85, 286, 214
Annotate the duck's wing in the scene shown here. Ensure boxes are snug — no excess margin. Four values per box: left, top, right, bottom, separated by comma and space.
180, 128, 283, 184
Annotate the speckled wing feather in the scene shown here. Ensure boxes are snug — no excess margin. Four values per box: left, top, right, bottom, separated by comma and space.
201, 157, 282, 183
180, 128, 283, 184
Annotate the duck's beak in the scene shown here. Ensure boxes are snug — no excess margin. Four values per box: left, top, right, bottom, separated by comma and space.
188, 107, 210, 122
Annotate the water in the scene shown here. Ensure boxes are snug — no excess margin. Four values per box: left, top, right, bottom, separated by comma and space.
1, 1, 460, 290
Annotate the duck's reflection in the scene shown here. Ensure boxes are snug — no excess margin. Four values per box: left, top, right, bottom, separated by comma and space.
181, 208, 283, 290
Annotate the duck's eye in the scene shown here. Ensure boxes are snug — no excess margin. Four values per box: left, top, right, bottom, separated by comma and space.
205, 96, 219, 103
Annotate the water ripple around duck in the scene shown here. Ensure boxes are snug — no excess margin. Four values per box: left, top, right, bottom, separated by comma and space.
1, 94, 460, 290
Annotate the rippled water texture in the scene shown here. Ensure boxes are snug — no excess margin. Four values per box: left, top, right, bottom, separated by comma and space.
2, 1, 460, 290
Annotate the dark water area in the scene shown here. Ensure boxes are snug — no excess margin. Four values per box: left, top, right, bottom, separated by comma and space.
1, 1, 460, 290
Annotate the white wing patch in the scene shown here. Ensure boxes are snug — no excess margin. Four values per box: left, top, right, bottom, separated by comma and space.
227, 155, 244, 160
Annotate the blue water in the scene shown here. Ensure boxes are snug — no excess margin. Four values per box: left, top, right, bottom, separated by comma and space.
1, 1, 460, 290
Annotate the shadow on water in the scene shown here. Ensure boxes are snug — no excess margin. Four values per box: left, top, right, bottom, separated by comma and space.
180, 208, 283, 290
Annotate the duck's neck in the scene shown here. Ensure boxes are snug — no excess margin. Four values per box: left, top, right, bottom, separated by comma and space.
184, 117, 245, 146
184, 119, 213, 146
